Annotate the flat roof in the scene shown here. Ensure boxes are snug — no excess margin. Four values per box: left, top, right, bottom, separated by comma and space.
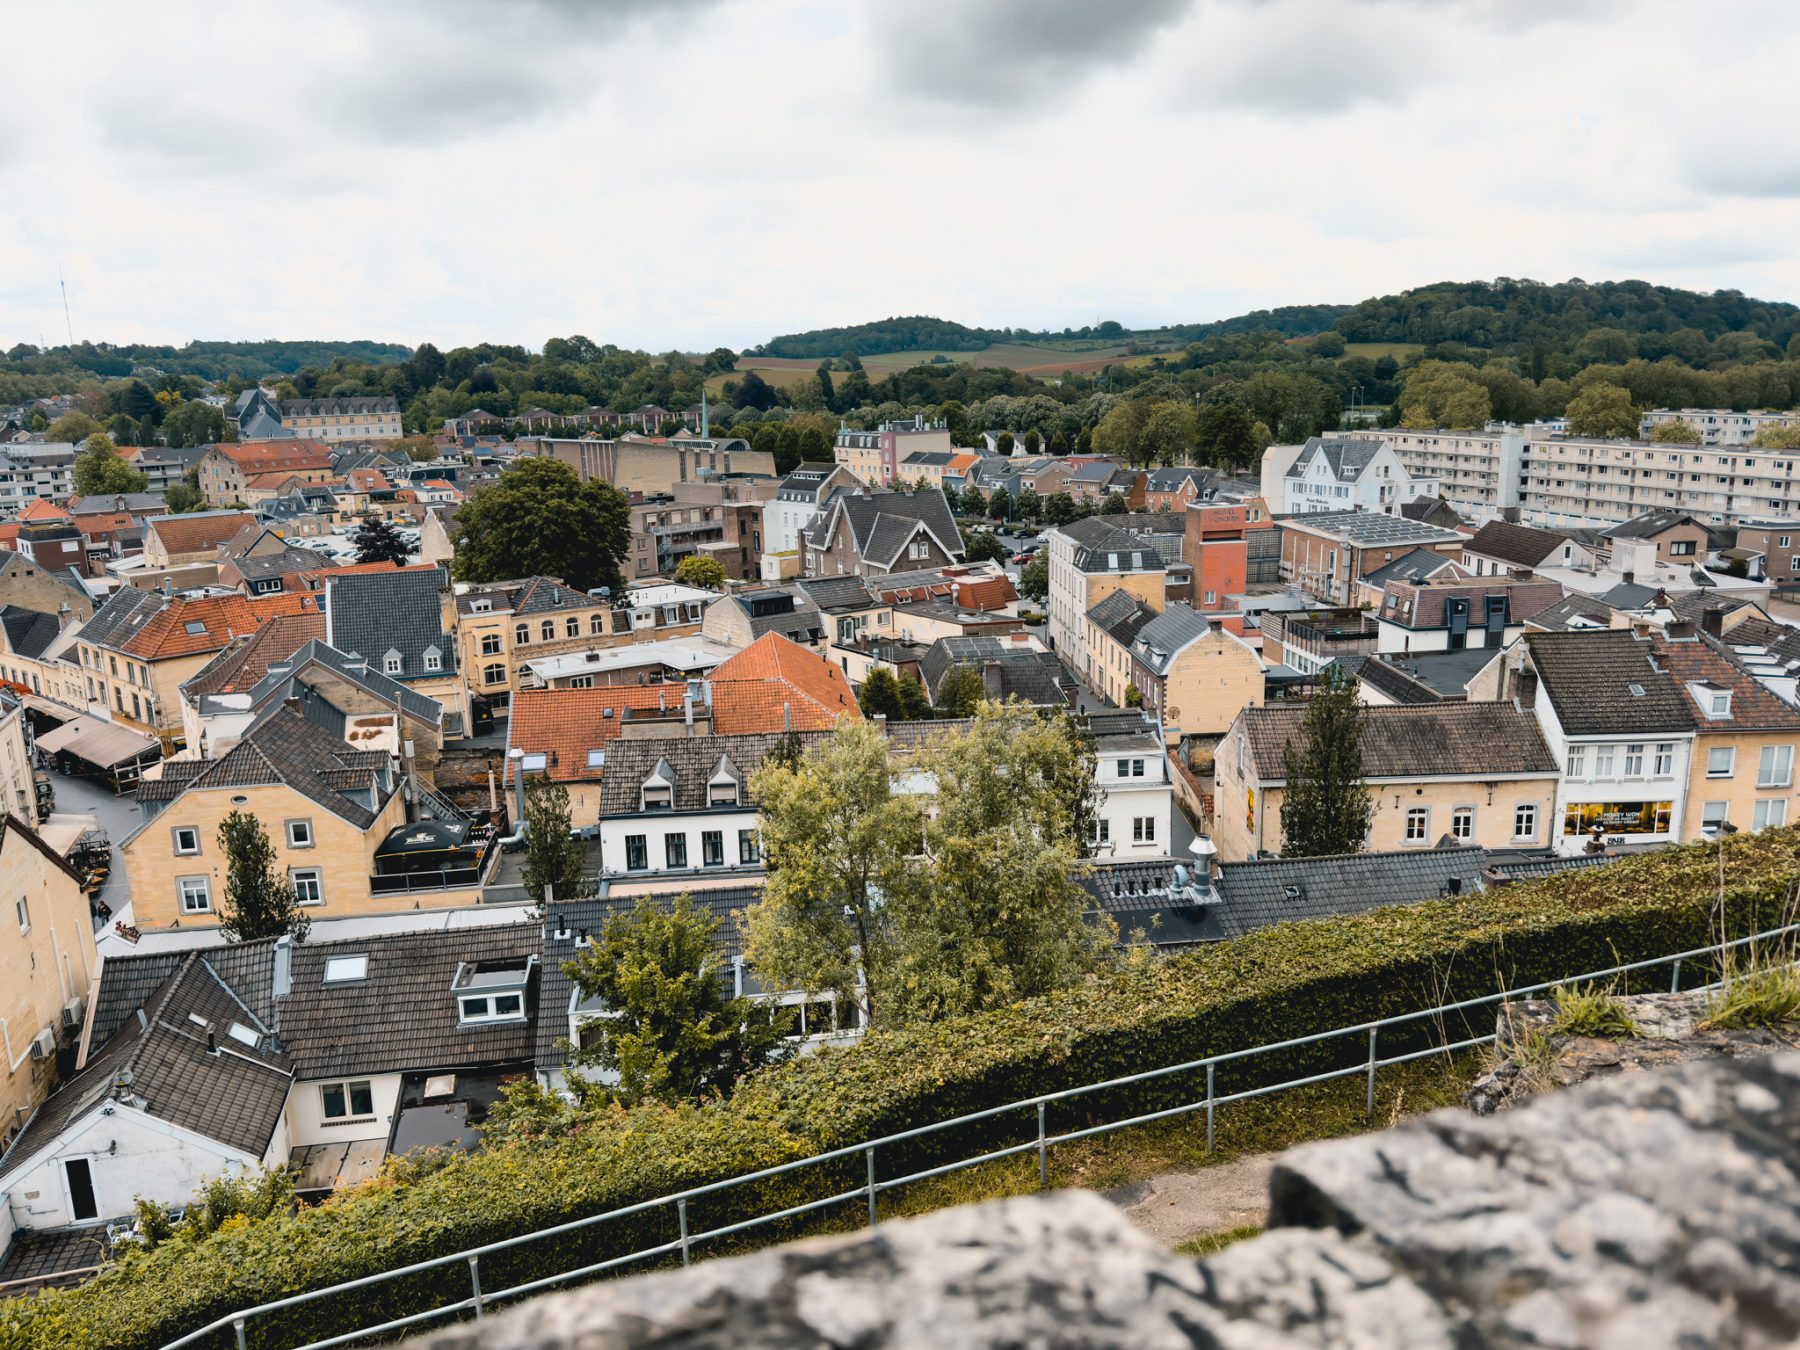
521, 635, 742, 681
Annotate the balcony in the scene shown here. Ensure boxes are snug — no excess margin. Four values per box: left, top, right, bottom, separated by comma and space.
370, 819, 499, 895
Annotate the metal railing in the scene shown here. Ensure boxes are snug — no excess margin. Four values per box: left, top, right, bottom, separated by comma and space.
164, 921, 1800, 1350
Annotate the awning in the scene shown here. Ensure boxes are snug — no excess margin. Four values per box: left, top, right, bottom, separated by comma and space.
36, 715, 159, 768
22, 695, 76, 722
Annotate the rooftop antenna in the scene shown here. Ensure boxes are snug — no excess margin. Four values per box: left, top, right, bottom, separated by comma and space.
57, 264, 73, 346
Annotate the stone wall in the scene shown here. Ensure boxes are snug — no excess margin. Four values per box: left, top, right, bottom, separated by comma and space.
405, 1050, 1800, 1348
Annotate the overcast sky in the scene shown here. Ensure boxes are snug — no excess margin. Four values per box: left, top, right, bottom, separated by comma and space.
6, 0, 1800, 354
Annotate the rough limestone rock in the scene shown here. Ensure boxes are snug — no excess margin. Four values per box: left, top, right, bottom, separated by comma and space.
407, 1052, 1800, 1349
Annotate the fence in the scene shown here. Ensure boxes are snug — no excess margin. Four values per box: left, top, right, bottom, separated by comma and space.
165, 921, 1799, 1350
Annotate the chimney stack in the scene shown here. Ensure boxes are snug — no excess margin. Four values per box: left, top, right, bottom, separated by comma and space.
1702, 605, 1727, 639
273, 934, 293, 999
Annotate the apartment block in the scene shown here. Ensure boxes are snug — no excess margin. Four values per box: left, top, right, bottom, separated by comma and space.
1333, 426, 1524, 522
1518, 434, 1800, 529
1640, 408, 1800, 447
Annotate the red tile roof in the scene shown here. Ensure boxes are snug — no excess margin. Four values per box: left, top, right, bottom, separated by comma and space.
148, 512, 256, 557
710, 633, 861, 734
506, 686, 683, 783
16, 499, 70, 523
218, 441, 333, 474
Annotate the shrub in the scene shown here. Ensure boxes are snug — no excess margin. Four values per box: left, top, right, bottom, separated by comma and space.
1705, 964, 1800, 1030
1546, 983, 1637, 1039
5, 827, 1798, 1349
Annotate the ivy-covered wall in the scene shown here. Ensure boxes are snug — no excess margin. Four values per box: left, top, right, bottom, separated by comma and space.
4, 828, 1794, 1350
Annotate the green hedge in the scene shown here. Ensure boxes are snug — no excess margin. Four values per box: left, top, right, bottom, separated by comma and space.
5, 828, 1797, 1349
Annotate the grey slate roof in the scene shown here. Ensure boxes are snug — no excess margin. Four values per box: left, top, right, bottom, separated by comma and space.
0, 605, 62, 659
1083, 860, 1227, 947
325, 568, 455, 680
243, 639, 445, 727
797, 575, 879, 613
1213, 846, 1488, 939
134, 706, 394, 829
598, 731, 830, 815
804, 490, 963, 568
1145, 466, 1211, 494
1056, 516, 1182, 573
279, 396, 401, 416
2, 954, 291, 1174
1359, 547, 1462, 590
1240, 702, 1558, 780
1356, 649, 1500, 703
1525, 593, 1615, 632
1086, 589, 1159, 648
77, 586, 166, 652
1600, 581, 1660, 609
1462, 520, 1569, 568
1129, 605, 1212, 677
918, 637, 1075, 707
1524, 630, 1696, 736
1606, 509, 1700, 540
1286, 436, 1388, 481
230, 545, 333, 582
277, 926, 540, 1080
718, 589, 826, 644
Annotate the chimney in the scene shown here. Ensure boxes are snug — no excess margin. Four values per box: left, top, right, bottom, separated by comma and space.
162, 575, 173, 596
1665, 619, 1697, 641
873, 712, 887, 732
1621, 571, 1634, 586
1702, 605, 1727, 639
206, 1031, 217, 1054
273, 934, 293, 999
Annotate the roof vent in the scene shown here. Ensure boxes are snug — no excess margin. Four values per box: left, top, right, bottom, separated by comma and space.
1628, 683, 1645, 698
1282, 883, 1303, 902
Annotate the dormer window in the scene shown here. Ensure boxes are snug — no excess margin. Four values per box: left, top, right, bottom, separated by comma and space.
641, 757, 675, 811
382, 648, 403, 676
422, 645, 442, 672
453, 956, 534, 1024
708, 754, 742, 807
1688, 680, 1732, 719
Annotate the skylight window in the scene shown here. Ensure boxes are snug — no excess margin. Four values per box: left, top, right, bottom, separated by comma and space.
227, 1022, 259, 1048
184, 621, 207, 635
520, 752, 548, 773
1627, 683, 1645, 697
586, 749, 605, 768
323, 954, 368, 984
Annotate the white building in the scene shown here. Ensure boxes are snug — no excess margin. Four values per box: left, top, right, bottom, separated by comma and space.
1640, 408, 1800, 447
1271, 437, 1437, 517
1087, 715, 1175, 859
1519, 433, 1800, 530
1336, 425, 1526, 522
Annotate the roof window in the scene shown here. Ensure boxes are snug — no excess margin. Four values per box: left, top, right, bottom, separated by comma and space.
184, 621, 207, 635
323, 954, 369, 984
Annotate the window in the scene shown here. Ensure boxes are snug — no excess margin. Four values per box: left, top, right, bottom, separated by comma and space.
1092, 818, 1111, 845
1758, 744, 1794, 788
591, 614, 606, 635
14, 896, 28, 933
286, 819, 313, 849
423, 649, 442, 672
1513, 804, 1538, 840
1594, 745, 1616, 778
1404, 807, 1429, 843
709, 782, 739, 807
1653, 743, 1675, 777
702, 830, 724, 866
1450, 807, 1474, 841
1623, 744, 1644, 777
625, 835, 648, 871
1707, 746, 1736, 777
1132, 816, 1156, 843
1701, 800, 1729, 835
384, 653, 403, 675
1565, 746, 1586, 779
1117, 758, 1145, 778
320, 1080, 375, 1120
665, 833, 688, 868
172, 826, 200, 856
739, 829, 760, 864
290, 868, 323, 905
178, 876, 211, 913
515, 623, 529, 645
484, 663, 506, 685
565, 617, 579, 638
459, 992, 525, 1023
1754, 798, 1788, 831
323, 955, 367, 983
541, 620, 555, 641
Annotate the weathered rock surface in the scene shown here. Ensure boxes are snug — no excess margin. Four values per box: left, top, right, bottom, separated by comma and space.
407, 1051, 1800, 1349
1464, 988, 1796, 1114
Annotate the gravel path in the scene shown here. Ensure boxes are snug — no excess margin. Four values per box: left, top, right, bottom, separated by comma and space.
1104, 1153, 1276, 1247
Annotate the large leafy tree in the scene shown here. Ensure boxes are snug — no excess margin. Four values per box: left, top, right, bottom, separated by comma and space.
521, 777, 589, 902
1648, 418, 1702, 445
932, 665, 985, 718
566, 894, 790, 1106
48, 411, 102, 443
1137, 401, 1198, 466
962, 530, 1007, 563
1018, 553, 1049, 602
1195, 402, 1259, 469
217, 811, 310, 943
451, 456, 629, 593
160, 401, 226, 449
857, 666, 929, 721
1278, 667, 1371, 857
1565, 382, 1641, 438
351, 514, 410, 565
72, 433, 149, 496
673, 555, 726, 591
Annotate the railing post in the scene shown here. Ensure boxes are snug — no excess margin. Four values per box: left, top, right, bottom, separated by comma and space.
1036, 1101, 1049, 1190
865, 1146, 878, 1227
234, 1317, 248, 1350
677, 1196, 690, 1267
1365, 1026, 1378, 1121
1670, 957, 1683, 994
467, 1255, 483, 1320
1205, 1062, 1215, 1154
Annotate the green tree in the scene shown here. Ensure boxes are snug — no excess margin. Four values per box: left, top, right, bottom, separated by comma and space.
521, 777, 588, 903
1018, 553, 1049, 602
47, 411, 102, 443
1397, 361, 1492, 431
1648, 418, 1703, 445
1195, 402, 1258, 470
857, 666, 908, 720
1015, 486, 1041, 521
1313, 331, 1347, 358
1565, 382, 1640, 438
164, 481, 203, 513
962, 530, 1007, 563
351, 514, 411, 565
673, 555, 727, 590
1043, 493, 1077, 526
987, 487, 1013, 520
1751, 422, 1800, 449
814, 364, 835, 409
72, 434, 149, 496
1023, 429, 1041, 454
217, 810, 310, 943
995, 431, 1015, 455
1100, 490, 1129, 515
747, 721, 920, 1026
1124, 683, 1144, 708
160, 400, 226, 449
1092, 400, 1150, 464
451, 456, 630, 593
1278, 667, 1371, 857
932, 665, 985, 718
957, 484, 986, 515
895, 673, 932, 721
565, 894, 791, 1106
1138, 401, 1198, 466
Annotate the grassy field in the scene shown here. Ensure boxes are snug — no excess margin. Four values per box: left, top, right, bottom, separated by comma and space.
1342, 341, 1424, 362
706, 342, 1137, 393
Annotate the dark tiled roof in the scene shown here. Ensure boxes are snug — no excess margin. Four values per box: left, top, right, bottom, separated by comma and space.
1354, 657, 1445, 705
1462, 520, 1570, 567
277, 927, 540, 1080
597, 731, 828, 815
1358, 648, 1500, 702
1056, 517, 1178, 573
918, 637, 1076, 707
1653, 635, 1800, 732
804, 490, 962, 568
133, 706, 393, 828
1600, 581, 1660, 609
1213, 846, 1487, 939
244, 639, 444, 727
181, 613, 330, 699
1524, 630, 1696, 736
1381, 578, 1565, 631
1083, 861, 1227, 947
0, 605, 62, 659
325, 568, 455, 679
796, 575, 879, 613
1285, 436, 1387, 481
1130, 605, 1212, 676
1240, 702, 1558, 780
1359, 547, 1462, 590
2, 954, 291, 1174
1606, 509, 1700, 540
1525, 593, 1616, 632
1086, 589, 1159, 647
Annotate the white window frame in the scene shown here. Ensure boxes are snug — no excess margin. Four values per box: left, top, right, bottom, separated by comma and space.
1450, 807, 1474, 841
1701, 800, 1730, 835
177, 875, 211, 913
458, 991, 526, 1024
1404, 807, 1430, 843
1594, 745, 1616, 778
1512, 803, 1538, 841
1132, 815, 1156, 843
172, 826, 201, 856
1758, 744, 1794, 788
1653, 743, 1675, 777
286, 819, 314, 849
1754, 798, 1788, 831
1565, 745, 1585, 779
1706, 745, 1735, 778
14, 895, 28, 933
290, 867, 323, 906
1623, 743, 1644, 778
320, 1079, 375, 1121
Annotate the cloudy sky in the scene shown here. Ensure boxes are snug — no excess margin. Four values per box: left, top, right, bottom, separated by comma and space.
6, 0, 1800, 353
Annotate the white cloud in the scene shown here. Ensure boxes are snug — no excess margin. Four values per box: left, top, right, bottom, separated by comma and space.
2, 0, 1797, 353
